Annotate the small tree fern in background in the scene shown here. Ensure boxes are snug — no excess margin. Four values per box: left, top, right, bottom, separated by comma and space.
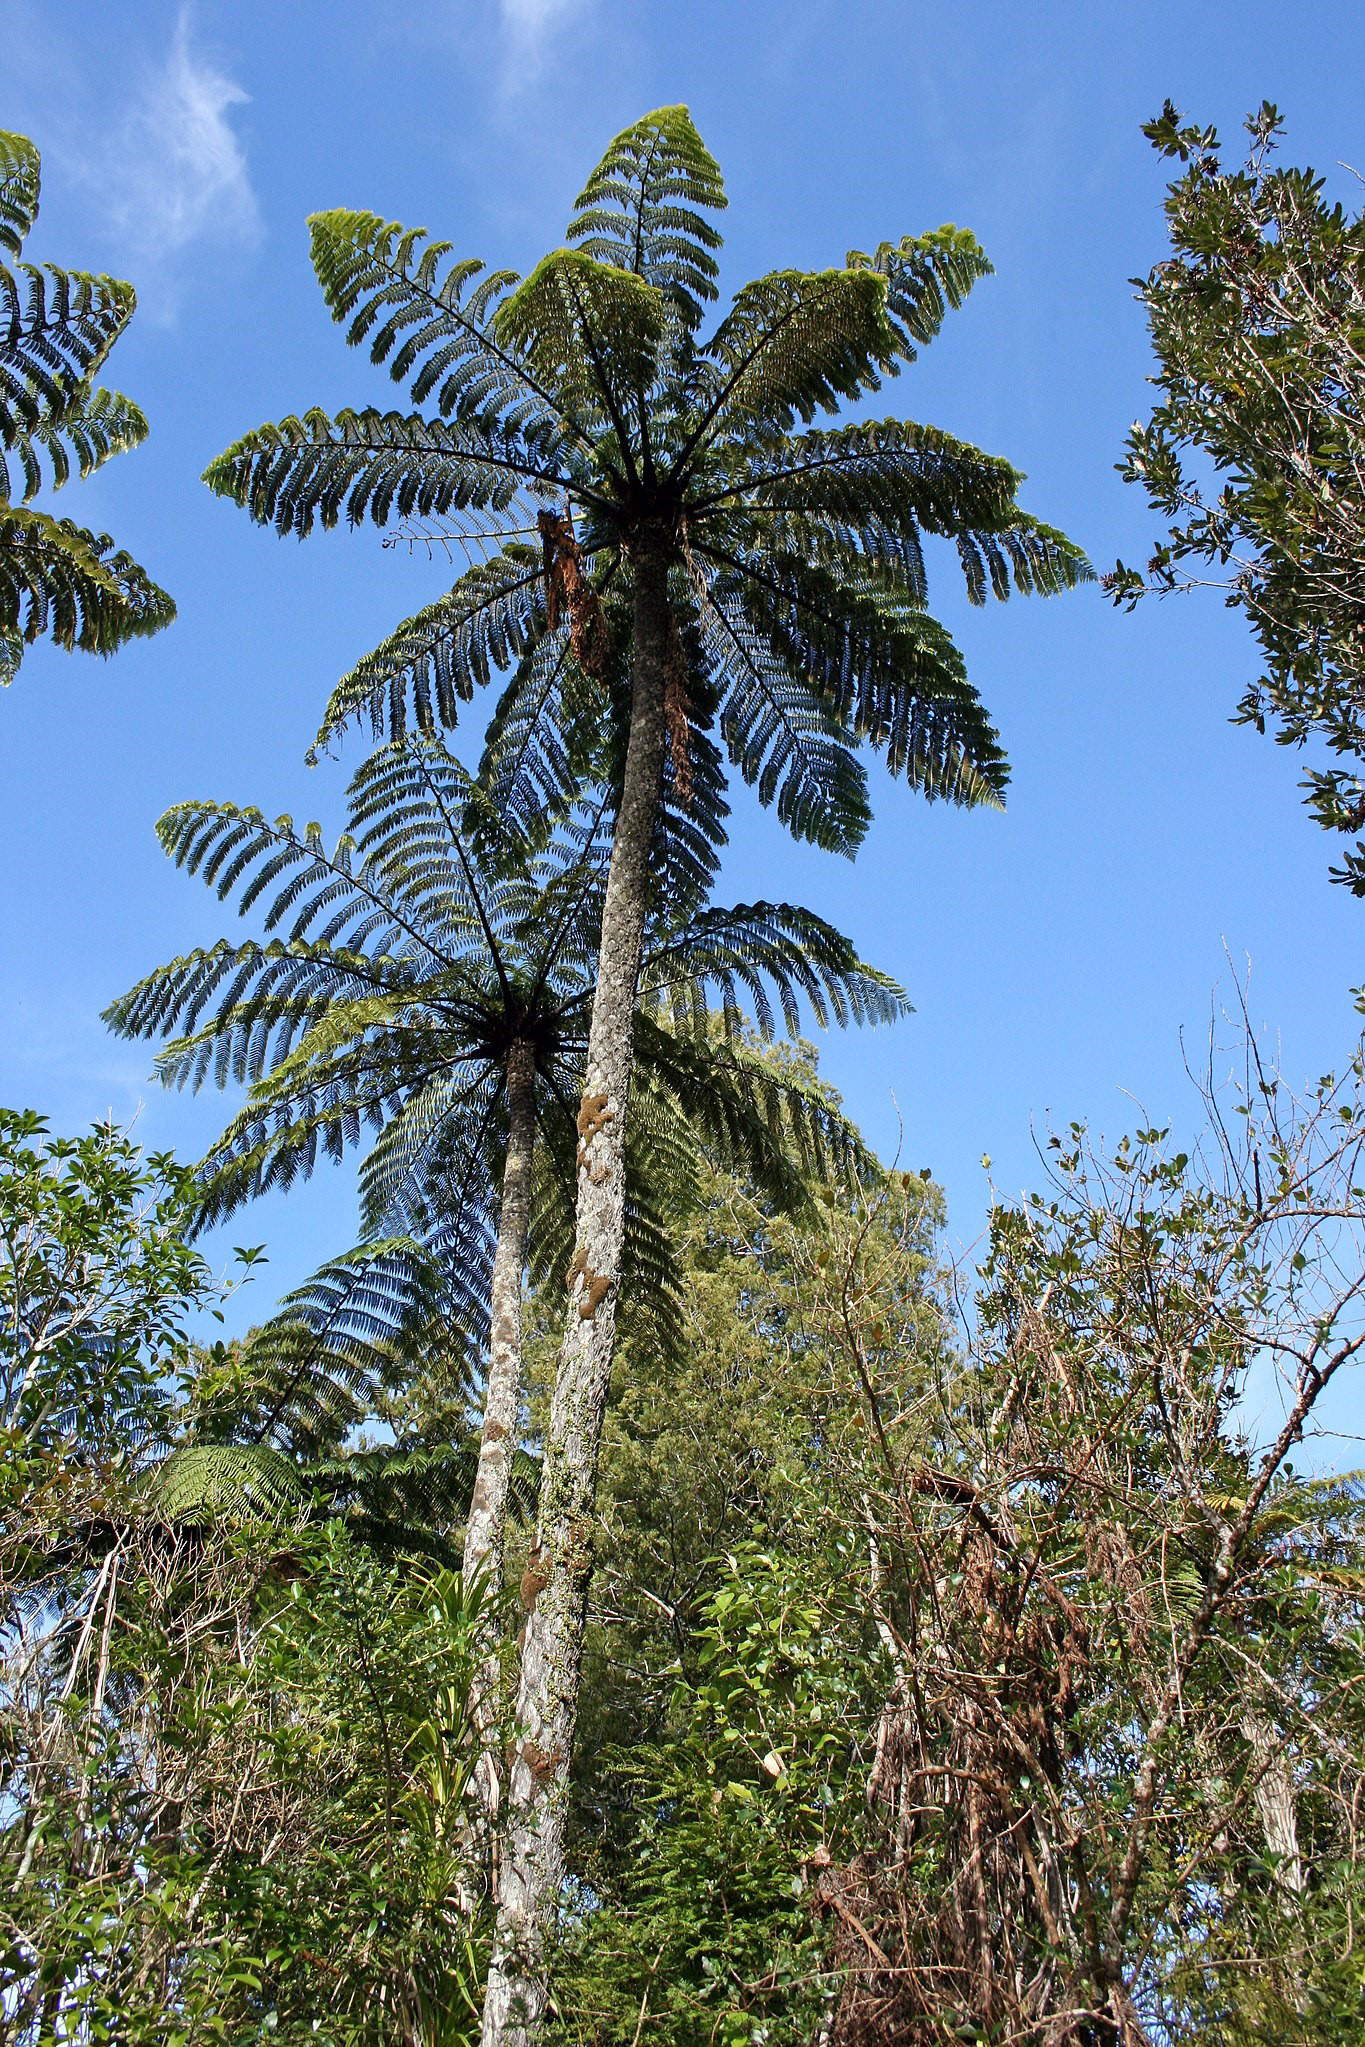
108, 736, 903, 1868
0, 132, 173, 686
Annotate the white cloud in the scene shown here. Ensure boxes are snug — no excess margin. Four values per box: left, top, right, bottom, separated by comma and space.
500, 0, 581, 27
100, 9, 260, 298
496, 0, 587, 81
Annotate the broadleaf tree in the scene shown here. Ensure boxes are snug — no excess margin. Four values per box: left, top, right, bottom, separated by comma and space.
204, 105, 1089, 2039
1112, 103, 1365, 894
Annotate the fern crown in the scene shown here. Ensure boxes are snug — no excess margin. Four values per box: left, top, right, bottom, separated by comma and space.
206, 107, 1090, 851
107, 741, 905, 1445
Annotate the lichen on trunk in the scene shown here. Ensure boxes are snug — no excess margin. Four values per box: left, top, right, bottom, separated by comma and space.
480, 548, 672, 2046
462, 1037, 537, 1871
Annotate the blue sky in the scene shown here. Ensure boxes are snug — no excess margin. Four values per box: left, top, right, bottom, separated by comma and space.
4, 0, 1364, 1445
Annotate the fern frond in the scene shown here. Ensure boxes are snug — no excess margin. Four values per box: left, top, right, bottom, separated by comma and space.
846, 225, 993, 362
239, 1236, 450, 1453
567, 105, 726, 334
308, 206, 574, 455
3, 382, 149, 504
641, 900, 908, 1038
493, 250, 666, 449
954, 513, 1093, 605
715, 548, 1009, 803
0, 506, 173, 658
693, 582, 872, 852
148, 1442, 307, 1523
634, 1015, 879, 1201
0, 262, 137, 440
313, 543, 547, 755
679, 268, 895, 463
0, 132, 41, 260
203, 406, 564, 537
105, 939, 383, 1083
476, 613, 613, 837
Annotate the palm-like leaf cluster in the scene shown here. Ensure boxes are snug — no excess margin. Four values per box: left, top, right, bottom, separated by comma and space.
206, 106, 1089, 853
0, 132, 173, 683
109, 739, 903, 1439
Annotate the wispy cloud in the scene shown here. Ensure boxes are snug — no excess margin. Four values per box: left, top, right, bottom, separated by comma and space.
495, 0, 590, 85
98, 8, 260, 306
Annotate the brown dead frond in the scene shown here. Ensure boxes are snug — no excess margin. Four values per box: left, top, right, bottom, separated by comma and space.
538, 509, 611, 680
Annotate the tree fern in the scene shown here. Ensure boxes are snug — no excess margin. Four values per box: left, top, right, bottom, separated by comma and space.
109, 741, 897, 1335
203, 107, 1088, 2040
208, 108, 1086, 834
108, 741, 898, 1677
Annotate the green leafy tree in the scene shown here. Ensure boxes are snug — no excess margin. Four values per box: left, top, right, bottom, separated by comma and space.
801, 1050, 1365, 2045
0, 132, 173, 686
546, 1054, 1365, 2045
108, 737, 902, 1859
1112, 102, 1365, 892
0, 1108, 490, 2044
205, 107, 1088, 2037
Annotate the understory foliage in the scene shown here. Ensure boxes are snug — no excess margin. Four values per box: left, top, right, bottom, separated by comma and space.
543, 1040, 1365, 2046
1112, 104, 1365, 893
0, 132, 173, 686
1, 1111, 485, 2044
6, 1026, 1365, 2043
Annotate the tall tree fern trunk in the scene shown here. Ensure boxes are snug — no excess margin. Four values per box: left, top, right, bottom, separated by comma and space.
463, 1036, 537, 1865
480, 549, 671, 2047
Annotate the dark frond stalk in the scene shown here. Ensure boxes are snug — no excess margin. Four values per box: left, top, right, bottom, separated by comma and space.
481, 546, 671, 2046
463, 1037, 538, 1868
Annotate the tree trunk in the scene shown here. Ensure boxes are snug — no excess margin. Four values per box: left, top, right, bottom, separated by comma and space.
463, 1036, 538, 1861
480, 548, 671, 2046
1241, 1712, 1305, 1898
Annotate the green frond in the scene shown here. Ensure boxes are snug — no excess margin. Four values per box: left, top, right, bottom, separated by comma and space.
105, 938, 379, 1084
0, 131, 41, 259
357, 1067, 502, 1249
954, 512, 1093, 604
236, 1236, 451, 1454
493, 250, 667, 445
641, 900, 909, 1039
0, 260, 137, 441
148, 1442, 307, 1524
680, 267, 895, 462
380, 1104, 503, 1354
314, 1438, 501, 1564
307, 205, 571, 453
203, 406, 563, 537
693, 583, 872, 852
632, 1015, 878, 1207
0, 141, 168, 682
648, 717, 730, 913
708, 418, 1020, 557
0, 505, 174, 665
312, 542, 547, 755
476, 611, 614, 838
3, 382, 149, 505
846, 225, 993, 362
567, 105, 727, 333
717, 549, 1009, 803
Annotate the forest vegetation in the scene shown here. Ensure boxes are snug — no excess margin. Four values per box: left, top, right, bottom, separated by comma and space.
4, 96, 1365, 2047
